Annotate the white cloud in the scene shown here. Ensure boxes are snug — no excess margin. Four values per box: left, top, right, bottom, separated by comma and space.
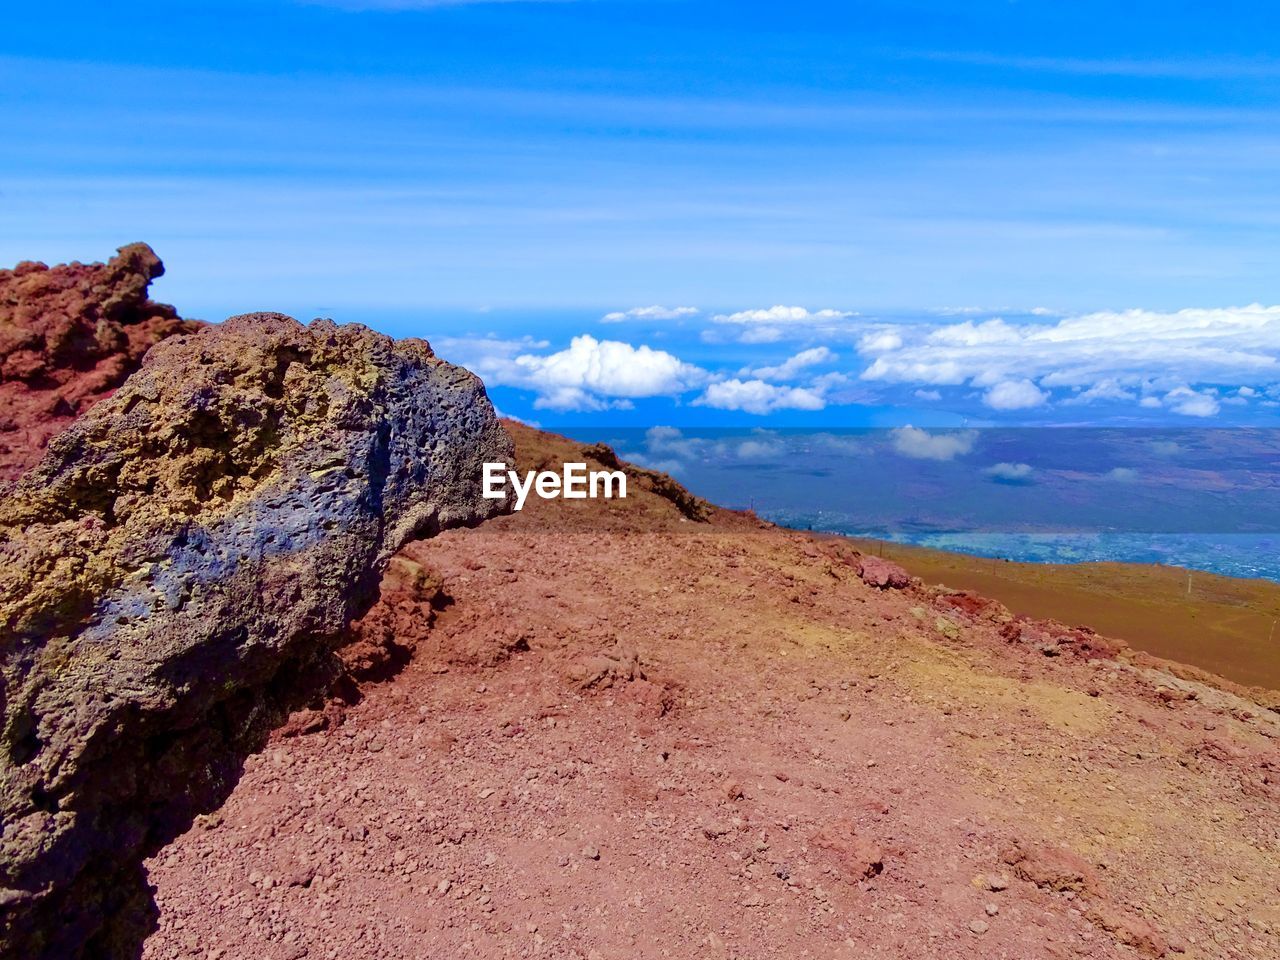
983, 379, 1048, 410
454, 333, 707, 411
1064, 379, 1136, 404
743, 346, 837, 382
934, 305, 988, 316
713, 305, 855, 326
858, 330, 904, 353
1164, 386, 1220, 417
736, 439, 783, 459
601, 305, 699, 323
644, 425, 704, 461
491, 407, 540, 428
913, 388, 942, 401
858, 304, 1280, 408
890, 426, 977, 461
738, 326, 785, 344
694, 378, 827, 415
1104, 467, 1139, 482
709, 305, 858, 344
928, 318, 1021, 347
435, 333, 551, 361
984, 462, 1035, 484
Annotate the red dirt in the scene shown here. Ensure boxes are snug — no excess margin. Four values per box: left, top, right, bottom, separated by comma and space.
0, 242, 201, 483
141, 423, 1280, 960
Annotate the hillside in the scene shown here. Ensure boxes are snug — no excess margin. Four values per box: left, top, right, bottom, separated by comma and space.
2, 247, 1277, 960
846, 538, 1280, 697
142, 421, 1280, 960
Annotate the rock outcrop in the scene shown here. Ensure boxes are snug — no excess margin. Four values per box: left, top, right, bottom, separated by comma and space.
0, 313, 512, 959
579, 442, 712, 522
0, 243, 203, 483
856, 554, 911, 589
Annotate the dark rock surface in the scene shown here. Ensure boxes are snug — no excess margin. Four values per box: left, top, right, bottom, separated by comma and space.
0, 312, 512, 959
0, 243, 203, 484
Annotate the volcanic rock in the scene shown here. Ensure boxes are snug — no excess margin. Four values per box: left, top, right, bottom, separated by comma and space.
0, 312, 511, 959
0, 243, 203, 483
857, 555, 911, 590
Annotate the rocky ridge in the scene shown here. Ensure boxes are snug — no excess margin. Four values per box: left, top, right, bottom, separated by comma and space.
0, 309, 511, 959
142, 422, 1280, 960
1, 246, 1277, 960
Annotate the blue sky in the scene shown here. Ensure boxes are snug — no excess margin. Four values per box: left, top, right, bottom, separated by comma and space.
4, 0, 1280, 426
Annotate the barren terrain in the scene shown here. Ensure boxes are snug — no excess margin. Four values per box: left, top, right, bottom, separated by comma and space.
848, 538, 1280, 695
142, 423, 1280, 960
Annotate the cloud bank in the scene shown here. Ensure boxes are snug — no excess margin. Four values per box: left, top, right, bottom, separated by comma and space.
859, 305, 1280, 416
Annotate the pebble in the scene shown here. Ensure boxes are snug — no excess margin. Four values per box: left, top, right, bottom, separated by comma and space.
985, 903, 999, 916
969, 919, 989, 935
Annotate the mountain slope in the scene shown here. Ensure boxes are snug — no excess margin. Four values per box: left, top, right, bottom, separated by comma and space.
143, 422, 1280, 960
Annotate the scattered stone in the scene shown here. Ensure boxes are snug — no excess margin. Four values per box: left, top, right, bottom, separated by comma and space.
968, 919, 989, 935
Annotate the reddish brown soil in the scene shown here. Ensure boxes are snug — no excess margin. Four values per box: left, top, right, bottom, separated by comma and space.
0, 243, 201, 483
142, 424, 1280, 960
846, 539, 1280, 696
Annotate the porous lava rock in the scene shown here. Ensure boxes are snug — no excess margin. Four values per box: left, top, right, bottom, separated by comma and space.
857, 555, 911, 590
0, 312, 512, 959
0, 243, 203, 483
